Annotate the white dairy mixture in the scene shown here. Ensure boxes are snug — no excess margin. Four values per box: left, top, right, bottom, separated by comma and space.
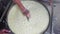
7, 1, 49, 34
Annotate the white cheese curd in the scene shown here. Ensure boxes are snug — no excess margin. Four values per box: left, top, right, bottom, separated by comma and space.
7, 1, 49, 34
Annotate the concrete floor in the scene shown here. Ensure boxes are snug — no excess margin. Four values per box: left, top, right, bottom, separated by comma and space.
53, 3, 60, 34
43, 1, 60, 34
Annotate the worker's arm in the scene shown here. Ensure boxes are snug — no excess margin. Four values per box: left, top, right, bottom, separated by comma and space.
13, 0, 25, 12
13, 0, 30, 20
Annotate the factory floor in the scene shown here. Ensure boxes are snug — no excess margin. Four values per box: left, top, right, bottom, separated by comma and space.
43, 1, 60, 34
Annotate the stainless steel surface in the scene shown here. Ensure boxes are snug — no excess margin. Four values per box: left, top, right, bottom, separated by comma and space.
43, 1, 60, 34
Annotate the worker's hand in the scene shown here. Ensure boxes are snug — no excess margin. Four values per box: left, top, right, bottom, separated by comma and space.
13, 0, 30, 20
0, 29, 11, 34
23, 9, 31, 20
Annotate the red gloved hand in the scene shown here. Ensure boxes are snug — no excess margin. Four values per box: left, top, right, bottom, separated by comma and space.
0, 29, 11, 34
13, 0, 30, 20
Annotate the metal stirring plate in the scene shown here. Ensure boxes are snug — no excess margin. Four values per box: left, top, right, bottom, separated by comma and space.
7, 1, 49, 34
